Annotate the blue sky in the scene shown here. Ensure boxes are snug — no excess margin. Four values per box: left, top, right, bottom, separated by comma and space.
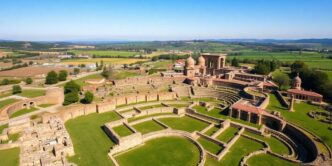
0, 0, 331, 41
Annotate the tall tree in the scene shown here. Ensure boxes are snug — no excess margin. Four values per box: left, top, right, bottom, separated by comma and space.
45, 71, 58, 84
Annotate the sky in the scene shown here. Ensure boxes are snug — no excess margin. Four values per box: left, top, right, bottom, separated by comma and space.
0, 0, 331, 41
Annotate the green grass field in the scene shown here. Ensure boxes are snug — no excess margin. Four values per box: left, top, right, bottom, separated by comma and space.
159, 116, 209, 133
216, 126, 239, 143
205, 137, 264, 166
65, 112, 121, 166
0, 147, 20, 166
267, 93, 332, 149
204, 125, 220, 136
115, 136, 200, 166
0, 124, 8, 134
17, 89, 45, 98
228, 51, 332, 70
38, 104, 54, 108
197, 137, 223, 154
0, 98, 19, 110
112, 124, 133, 137
247, 153, 298, 166
244, 131, 290, 155
69, 50, 141, 57
132, 120, 165, 134
127, 112, 173, 122
10, 107, 38, 118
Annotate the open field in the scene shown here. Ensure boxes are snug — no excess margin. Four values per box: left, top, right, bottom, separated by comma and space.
10, 107, 38, 118
69, 50, 141, 57
0, 98, 19, 110
216, 126, 239, 143
60, 58, 147, 65
17, 89, 45, 98
228, 51, 332, 70
247, 153, 298, 166
0, 66, 73, 77
205, 136, 264, 166
267, 93, 332, 149
132, 120, 165, 134
197, 137, 223, 154
159, 116, 209, 132
115, 136, 200, 166
0, 147, 20, 166
65, 112, 121, 166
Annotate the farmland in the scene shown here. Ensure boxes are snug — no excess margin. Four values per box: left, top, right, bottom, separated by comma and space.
60, 58, 147, 65
228, 51, 332, 70
68, 50, 141, 57
0, 66, 73, 77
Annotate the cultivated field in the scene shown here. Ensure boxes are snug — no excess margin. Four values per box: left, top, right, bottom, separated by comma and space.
60, 58, 147, 65
69, 50, 141, 57
0, 66, 73, 77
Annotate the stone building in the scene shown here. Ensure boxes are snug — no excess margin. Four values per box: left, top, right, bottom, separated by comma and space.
287, 74, 323, 103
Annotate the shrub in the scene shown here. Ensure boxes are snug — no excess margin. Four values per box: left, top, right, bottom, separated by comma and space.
25, 77, 33, 84
45, 71, 58, 84
12, 85, 22, 94
81, 91, 94, 104
63, 92, 79, 106
58, 70, 68, 81
64, 80, 81, 94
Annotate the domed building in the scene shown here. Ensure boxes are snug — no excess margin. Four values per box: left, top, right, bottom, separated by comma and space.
184, 56, 196, 77
292, 73, 302, 90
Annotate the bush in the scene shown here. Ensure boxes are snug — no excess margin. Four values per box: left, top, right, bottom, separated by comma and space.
58, 70, 68, 81
45, 71, 58, 84
81, 91, 94, 104
64, 80, 81, 94
73, 68, 80, 75
63, 92, 79, 106
25, 77, 33, 84
12, 85, 22, 94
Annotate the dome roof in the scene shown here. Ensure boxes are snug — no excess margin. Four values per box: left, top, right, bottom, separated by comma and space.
186, 56, 195, 67
293, 73, 302, 83
198, 55, 205, 66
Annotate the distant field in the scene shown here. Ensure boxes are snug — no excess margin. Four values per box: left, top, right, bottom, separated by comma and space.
69, 50, 141, 57
0, 66, 73, 77
61, 58, 147, 65
228, 51, 332, 70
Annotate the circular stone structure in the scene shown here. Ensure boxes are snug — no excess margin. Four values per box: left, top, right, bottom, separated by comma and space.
115, 136, 202, 166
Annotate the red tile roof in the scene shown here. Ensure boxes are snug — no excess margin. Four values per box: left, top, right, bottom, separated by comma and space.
287, 89, 322, 98
231, 101, 266, 114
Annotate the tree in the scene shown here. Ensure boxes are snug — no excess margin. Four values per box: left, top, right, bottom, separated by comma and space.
63, 92, 79, 106
12, 85, 22, 94
64, 80, 81, 94
231, 58, 240, 67
73, 68, 80, 75
45, 71, 58, 84
290, 61, 308, 73
273, 72, 290, 90
254, 63, 270, 75
81, 91, 94, 104
58, 70, 68, 81
1, 79, 10, 85
25, 77, 33, 84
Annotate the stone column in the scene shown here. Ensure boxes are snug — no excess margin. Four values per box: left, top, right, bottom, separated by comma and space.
237, 110, 241, 119
217, 57, 221, 69
258, 114, 262, 125
247, 112, 251, 122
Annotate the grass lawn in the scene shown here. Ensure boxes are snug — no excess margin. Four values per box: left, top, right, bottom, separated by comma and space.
132, 120, 165, 134
2, 133, 21, 144
0, 124, 8, 134
204, 125, 220, 136
70, 73, 104, 86
169, 103, 190, 108
216, 126, 239, 143
112, 125, 133, 137
112, 70, 139, 80
0, 98, 19, 110
65, 111, 121, 166
9, 107, 38, 118
61, 58, 147, 66
205, 136, 264, 166
244, 131, 290, 155
194, 107, 259, 128
115, 136, 200, 166
38, 104, 54, 108
17, 89, 45, 98
267, 93, 332, 149
69, 50, 140, 57
0, 91, 11, 98
138, 104, 164, 110
127, 112, 173, 122
0, 147, 20, 166
159, 116, 209, 133
197, 137, 223, 154
247, 153, 298, 166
